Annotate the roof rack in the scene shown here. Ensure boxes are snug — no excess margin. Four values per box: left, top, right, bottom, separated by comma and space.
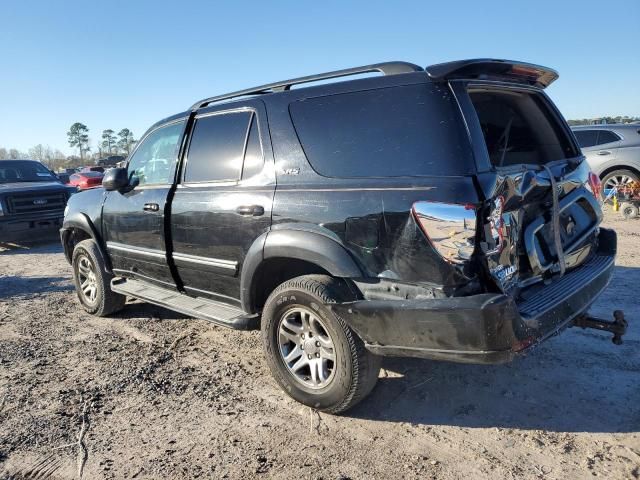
190, 61, 423, 111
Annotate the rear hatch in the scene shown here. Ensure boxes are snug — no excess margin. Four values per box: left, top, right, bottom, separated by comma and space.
463, 85, 602, 294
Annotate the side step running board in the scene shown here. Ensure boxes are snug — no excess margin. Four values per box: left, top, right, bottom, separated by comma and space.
111, 277, 258, 330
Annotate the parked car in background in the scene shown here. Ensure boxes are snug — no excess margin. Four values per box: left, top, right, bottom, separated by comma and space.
97, 155, 126, 168
56, 172, 71, 184
571, 124, 640, 192
81, 166, 105, 173
0, 159, 76, 243
68, 171, 104, 190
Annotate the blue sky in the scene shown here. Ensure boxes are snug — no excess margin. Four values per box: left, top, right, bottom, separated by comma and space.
1, 0, 638, 155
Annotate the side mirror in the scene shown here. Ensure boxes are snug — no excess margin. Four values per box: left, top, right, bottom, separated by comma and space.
102, 167, 129, 191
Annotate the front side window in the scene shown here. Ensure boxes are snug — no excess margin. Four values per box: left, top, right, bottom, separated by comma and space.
127, 121, 185, 186
184, 111, 253, 183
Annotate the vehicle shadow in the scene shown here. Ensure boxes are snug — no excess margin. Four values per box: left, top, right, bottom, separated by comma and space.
116, 301, 191, 322
0, 238, 62, 255
349, 265, 639, 434
0, 275, 74, 298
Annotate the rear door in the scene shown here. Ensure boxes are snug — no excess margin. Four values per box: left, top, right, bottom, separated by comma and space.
458, 83, 601, 293
170, 101, 274, 305
102, 119, 186, 287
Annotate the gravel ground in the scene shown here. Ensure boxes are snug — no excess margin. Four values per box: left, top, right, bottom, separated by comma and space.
0, 212, 638, 479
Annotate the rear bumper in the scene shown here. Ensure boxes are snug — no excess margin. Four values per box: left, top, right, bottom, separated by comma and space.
0, 211, 64, 243
332, 228, 617, 364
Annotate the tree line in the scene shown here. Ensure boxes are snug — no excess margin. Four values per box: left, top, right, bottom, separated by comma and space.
67, 123, 136, 162
0, 123, 137, 172
567, 115, 640, 126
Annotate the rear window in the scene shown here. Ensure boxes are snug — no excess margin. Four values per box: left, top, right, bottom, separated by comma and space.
574, 130, 599, 148
289, 84, 474, 177
468, 88, 578, 167
596, 130, 620, 145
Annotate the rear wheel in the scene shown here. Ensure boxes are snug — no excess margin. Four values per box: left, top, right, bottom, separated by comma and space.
602, 169, 638, 193
261, 275, 381, 414
72, 239, 125, 316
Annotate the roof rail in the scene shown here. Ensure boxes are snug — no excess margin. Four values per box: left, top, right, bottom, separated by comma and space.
190, 61, 423, 111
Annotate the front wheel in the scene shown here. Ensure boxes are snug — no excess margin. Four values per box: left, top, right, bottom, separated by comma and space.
261, 275, 381, 414
71, 239, 125, 316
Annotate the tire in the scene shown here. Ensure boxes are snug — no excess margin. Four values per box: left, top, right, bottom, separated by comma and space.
601, 169, 639, 193
71, 239, 125, 316
261, 275, 381, 414
621, 202, 639, 220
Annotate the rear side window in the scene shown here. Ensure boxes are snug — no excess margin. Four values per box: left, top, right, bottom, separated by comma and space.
289, 84, 474, 177
241, 114, 264, 179
596, 130, 620, 145
574, 130, 599, 148
468, 88, 578, 167
185, 111, 252, 183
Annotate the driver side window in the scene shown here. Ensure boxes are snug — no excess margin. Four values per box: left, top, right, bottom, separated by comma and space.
127, 120, 185, 186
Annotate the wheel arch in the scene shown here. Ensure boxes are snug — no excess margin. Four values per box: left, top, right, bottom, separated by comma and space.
241, 228, 364, 314
61, 212, 111, 272
599, 164, 640, 181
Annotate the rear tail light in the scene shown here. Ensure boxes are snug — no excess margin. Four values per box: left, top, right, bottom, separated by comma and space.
412, 202, 477, 264
587, 171, 602, 201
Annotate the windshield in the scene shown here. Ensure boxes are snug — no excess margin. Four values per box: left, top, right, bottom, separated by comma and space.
0, 160, 57, 183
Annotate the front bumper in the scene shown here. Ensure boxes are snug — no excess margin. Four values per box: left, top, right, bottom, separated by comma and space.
0, 211, 64, 243
332, 228, 617, 364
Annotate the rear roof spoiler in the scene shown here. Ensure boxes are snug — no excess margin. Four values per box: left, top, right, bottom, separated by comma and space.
426, 59, 559, 88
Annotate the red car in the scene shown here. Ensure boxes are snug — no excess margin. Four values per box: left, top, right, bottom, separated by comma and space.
69, 171, 104, 190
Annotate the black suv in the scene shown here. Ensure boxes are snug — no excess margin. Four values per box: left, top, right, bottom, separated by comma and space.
61, 59, 624, 413
97, 155, 126, 168
0, 160, 75, 243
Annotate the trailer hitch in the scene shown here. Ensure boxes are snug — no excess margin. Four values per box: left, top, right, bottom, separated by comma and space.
573, 310, 628, 345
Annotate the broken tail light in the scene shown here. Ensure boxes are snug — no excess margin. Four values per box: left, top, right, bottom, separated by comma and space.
412, 202, 477, 264
486, 195, 505, 253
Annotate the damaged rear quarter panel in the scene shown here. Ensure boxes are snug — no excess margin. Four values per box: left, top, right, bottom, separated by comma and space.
271, 176, 481, 288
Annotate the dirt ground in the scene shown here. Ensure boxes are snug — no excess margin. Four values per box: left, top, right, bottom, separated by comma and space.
0, 212, 638, 480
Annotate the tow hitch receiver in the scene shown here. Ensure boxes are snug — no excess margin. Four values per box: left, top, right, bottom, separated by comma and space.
573, 310, 628, 345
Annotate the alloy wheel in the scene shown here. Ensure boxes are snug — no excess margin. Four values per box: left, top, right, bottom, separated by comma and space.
604, 174, 635, 191
277, 307, 336, 389
77, 255, 98, 304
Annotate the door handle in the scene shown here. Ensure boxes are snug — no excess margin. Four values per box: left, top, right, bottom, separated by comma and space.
236, 205, 264, 216
143, 203, 160, 212
597, 150, 611, 156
